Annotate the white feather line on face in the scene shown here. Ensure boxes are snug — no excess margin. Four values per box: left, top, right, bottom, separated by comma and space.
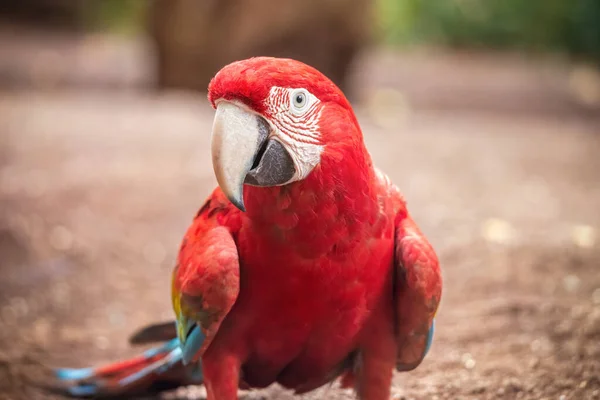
266, 86, 324, 182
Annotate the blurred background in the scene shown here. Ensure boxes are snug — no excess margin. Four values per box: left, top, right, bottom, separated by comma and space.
0, 1, 599, 399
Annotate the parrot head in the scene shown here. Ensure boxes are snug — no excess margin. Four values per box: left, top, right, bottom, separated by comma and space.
207, 57, 363, 211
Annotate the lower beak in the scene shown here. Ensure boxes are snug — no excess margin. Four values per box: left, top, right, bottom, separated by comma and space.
210, 102, 295, 211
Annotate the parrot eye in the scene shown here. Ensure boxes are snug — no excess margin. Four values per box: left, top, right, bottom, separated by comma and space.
290, 89, 309, 112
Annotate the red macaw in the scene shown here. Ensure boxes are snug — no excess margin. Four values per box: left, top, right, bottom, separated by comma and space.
55, 57, 442, 400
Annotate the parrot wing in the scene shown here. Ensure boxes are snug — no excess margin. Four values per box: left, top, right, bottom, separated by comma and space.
172, 191, 241, 365
393, 213, 442, 371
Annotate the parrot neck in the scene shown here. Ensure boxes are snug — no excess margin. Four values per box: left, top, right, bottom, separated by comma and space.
242, 144, 379, 255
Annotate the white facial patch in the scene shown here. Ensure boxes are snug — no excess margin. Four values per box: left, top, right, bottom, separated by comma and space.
265, 86, 324, 182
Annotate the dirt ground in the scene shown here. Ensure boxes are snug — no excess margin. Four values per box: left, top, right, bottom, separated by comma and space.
0, 30, 599, 400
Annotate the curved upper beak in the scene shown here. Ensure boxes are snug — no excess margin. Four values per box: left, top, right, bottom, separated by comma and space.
211, 102, 267, 211
211, 101, 295, 211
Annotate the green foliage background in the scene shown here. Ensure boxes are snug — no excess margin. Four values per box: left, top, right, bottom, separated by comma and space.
377, 0, 600, 60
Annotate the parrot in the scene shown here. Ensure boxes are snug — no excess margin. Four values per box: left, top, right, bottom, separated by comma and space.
55, 57, 442, 400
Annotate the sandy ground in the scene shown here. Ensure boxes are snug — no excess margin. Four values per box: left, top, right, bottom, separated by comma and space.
0, 31, 600, 400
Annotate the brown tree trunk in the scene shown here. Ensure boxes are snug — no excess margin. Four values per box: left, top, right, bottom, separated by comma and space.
147, 0, 373, 96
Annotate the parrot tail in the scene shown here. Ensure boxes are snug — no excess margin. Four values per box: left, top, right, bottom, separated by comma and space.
54, 331, 203, 397
128, 321, 178, 345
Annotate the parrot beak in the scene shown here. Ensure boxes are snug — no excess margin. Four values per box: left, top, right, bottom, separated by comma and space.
211, 101, 296, 212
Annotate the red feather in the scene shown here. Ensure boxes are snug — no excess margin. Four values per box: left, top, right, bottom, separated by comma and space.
181, 58, 441, 399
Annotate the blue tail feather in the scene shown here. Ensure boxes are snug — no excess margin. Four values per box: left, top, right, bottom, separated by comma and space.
55, 367, 94, 381
66, 384, 99, 397
118, 346, 183, 387
54, 337, 202, 397
143, 338, 180, 358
